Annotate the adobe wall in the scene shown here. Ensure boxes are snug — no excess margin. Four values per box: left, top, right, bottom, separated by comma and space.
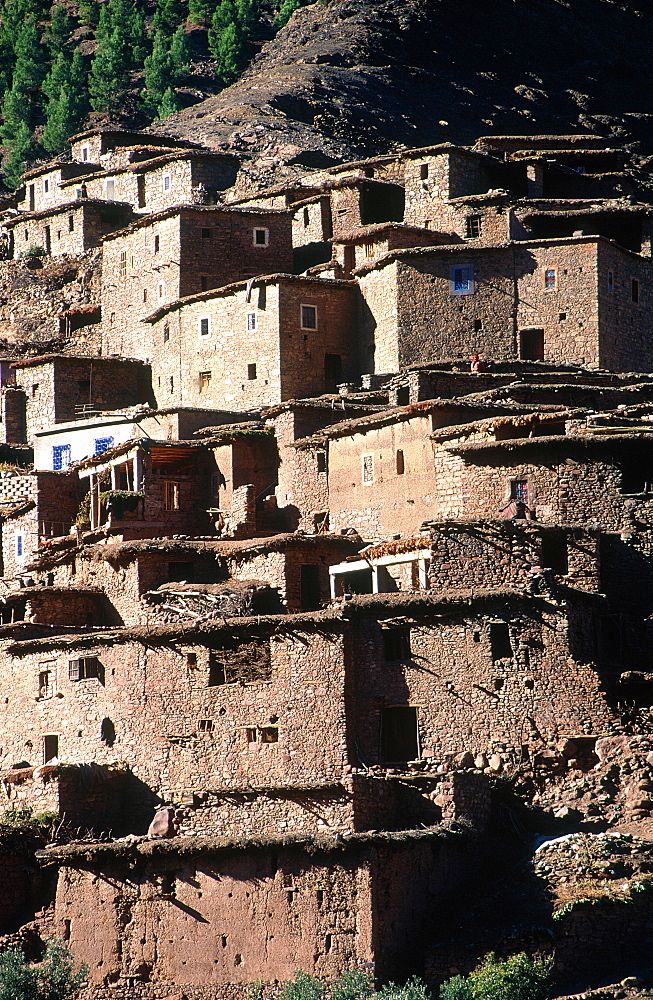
326, 411, 438, 536
9, 203, 131, 259
0, 764, 127, 832
349, 601, 614, 766
598, 240, 653, 371
403, 152, 493, 228
51, 830, 476, 987
0, 626, 350, 807
356, 261, 399, 373
2, 471, 80, 577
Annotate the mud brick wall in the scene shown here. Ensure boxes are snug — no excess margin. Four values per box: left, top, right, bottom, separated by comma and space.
24, 590, 104, 627
597, 239, 653, 371
271, 409, 335, 532
0, 388, 27, 444
326, 410, 439, 536
403, 151, 494, 227
145, 279, 358, 413
0, 766, 126, 832
9, 203, 131, 259
1, 471, 80, 577
52, 833, 476, 986
101, 208, 292, 355
291, 196, 332, 247
348, 604, 614, 766
229, 542, 344, 610
209, 435, 278, 512
0, 627, 350, 809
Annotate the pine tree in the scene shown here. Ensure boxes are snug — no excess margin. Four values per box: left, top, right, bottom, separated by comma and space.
78, 0, 99, 28
68, 49, 89, 121
88, 3, 127, 111
0, 84, 30, 142
142, 30, 173, 115
12, 14, 46, 91
42, 85, 75, 152
3, 120, 35, 189
42, 49, 69, 102
43, 3, 72, 59
169, 25, 190, 76
188, 0, 217, 24
153, 0, 184, 34
272, 0, 303, 30
236, 0, 257, 37
213, 19, 241, 84
157, 86, 181, 118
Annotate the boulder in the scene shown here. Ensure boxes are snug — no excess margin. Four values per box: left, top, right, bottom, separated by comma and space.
148, 806, 176, 839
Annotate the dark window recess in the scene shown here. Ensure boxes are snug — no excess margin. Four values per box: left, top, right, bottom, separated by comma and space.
466, 215, 482, 239
300, 564, 321, 610
541, 531, 568, 574
490, 623, 513, 661
382, 627, 411, 662
619, 456, 650, 494
473, 318, 483, 332
198, 719, 214, 732
324, 353, 342, 392
261, 726, 278, 743
632, 279, 640, 303
43, 734, 59, 764
201, 228, 212, 239
208, 655, 227, 686
69, 656, 104, 683
247, 363, 257, 380
163, 324, 170, 343
154, 235, 160, 253
340, 568, 373, 594
419, 164, 429, 180
380, 706, 418, 762
396, 386, 409, 405
396, 450, 405, 475
200, 276, 208, 292
316, 451, 327, 474
519, 328, 545, 361
137, 175, 145, 208
94, 436, 114, 456
168, 561, 195, 582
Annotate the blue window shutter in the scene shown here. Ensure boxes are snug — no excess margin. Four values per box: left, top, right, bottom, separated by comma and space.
94, 437, 114, 456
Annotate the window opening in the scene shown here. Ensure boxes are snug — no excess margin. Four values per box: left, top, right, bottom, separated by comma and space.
247, 312, 256, 331
43, 734, 59, 764
201, 228, 212, 239
303, 207, 309, 227
316, 451, 327, 474
208, 654, 226, 686
451, 266, 473, 293
199, 317, 210, 337
396, 386, 409, 405
632, 278, 640, 303
300, 565, 321, 610
199, 370, 212, 392
38, 666, 55, 699
361, 453, 374, 484
163, 324, 170, 343
247, 363, 257, 380
519, 328, 544, 361
198, 719, 214, 732
68, 656, 103, 682
490, 622, 513, 661
164, 481, 180, 510
466, 215, 482, 239
253, 228, 269, 246
119, 251, 127, 278
419, 163, 428, 180
246, 727, 257, 743
380, 706, 418, 763
261, 727, 278, 743
105, 179, 114, 199
68, 215, 74, 232
510, 479, 529, 504
94, 436, 113, 456
382, 626, 411, 661
301, 304, 317, 330
396, 449, 405, 475
541, 531, 568, 574
52, 443, 71, 471
163, 174, 171, 192
544, 268, 556, 290
168, 561, 194, 581
608, 270, 614, 292
154, 235, 160, 253
200, 276, 208, 291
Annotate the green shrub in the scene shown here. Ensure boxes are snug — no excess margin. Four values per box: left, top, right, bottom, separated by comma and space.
378, 978, 433, 1000
439, 976, 472, 1000
282, 971, 325, 1000
0, 939, 87, 1000
468, 953, 549, 1000
331, 971, 376, 1000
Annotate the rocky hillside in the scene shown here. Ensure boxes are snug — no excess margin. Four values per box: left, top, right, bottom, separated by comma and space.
151, 0, 653, 191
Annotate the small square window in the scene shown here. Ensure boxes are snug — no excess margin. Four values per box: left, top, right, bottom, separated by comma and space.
382, 627, 411, 662
199, 317, 210, 337
253, 228, 269, 246
361, 453, 374, 484
199, 370, 212, 392
510, 479, 529, 504
201, 228, 212, 239
301, 304, 317, 330
544, 268, 556, 290
198, 718, 214, 732
419, 163, 428, 180
608, 270, 614, 292
261, 726, 278, 743
473, 319, 482, 332
451, 266, 473, 294
246, 727, 257, 743
632, 278, 640, 303
558, 312, 566, 321
247, 312, 256, 331
247, 363, 257, 380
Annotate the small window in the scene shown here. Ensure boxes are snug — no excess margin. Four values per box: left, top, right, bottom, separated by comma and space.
170, 376, 174, 393
199, 316, 210, 337
163, 323, 170, 343
361, 453, 374, 484
544, 268, 556, 290
450, 266, 473, 294
186, 652, 197, 667
198, 719, 214, 732
68, 215, 74, 232
75, 187, 82, 198
632, 278, 640, 303
396, 386, 409, 405
382, 627, 411, 662
558, 312, 566, 321
105, 178, 115, 199
16, 534, 23, 558
200, 276, 208, 291
608, 270, 614, 292
143, 289, 147, 303
261, 726, 278, 743
510, 479, 529, 504
419, 163, 429, 180
396, 449, 405, 475
466, 215, 482, 239
119, 251, 127, 278
473, 318, 482, 332
81, 145, 89, 162
301, 304, 317, 330
38, 667, 55, 700
247, 312, 257, 331
208, 654, 226, 686
201, 228, 212, 240
247, 363, 257, 380
246, 727, 257, 743
164, 481, 180, 511
94, 436, 113, 456
154, 234, 160, 253
364, 241, 375, 257
163, 174, 171, 192
52, 443, 71, 471
541, 531, 568, 575
68, 656, 102, 681
303, 207, 310, 227
253, 228, 269, 246
317, 451, 327, 474
158, 282, 164, 300
490, 622, 513, 661
44, 178, 49, 194
199, 370, 212, 392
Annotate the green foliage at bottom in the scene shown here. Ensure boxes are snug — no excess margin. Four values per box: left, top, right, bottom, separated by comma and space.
0, 940, 87, 1000
440, 953, 550, 1000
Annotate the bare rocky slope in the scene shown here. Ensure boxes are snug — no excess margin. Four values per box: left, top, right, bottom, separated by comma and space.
150, 0, 653, 192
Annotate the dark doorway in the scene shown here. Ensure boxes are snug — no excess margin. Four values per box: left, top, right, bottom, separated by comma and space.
541, 531, 568, 574
490, 622, 513, 660
43, 734, 58, 763
380, 706, 419, 762
300, 564, 321, 610
324, 354, 342, 393
519, 328, 544, 361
